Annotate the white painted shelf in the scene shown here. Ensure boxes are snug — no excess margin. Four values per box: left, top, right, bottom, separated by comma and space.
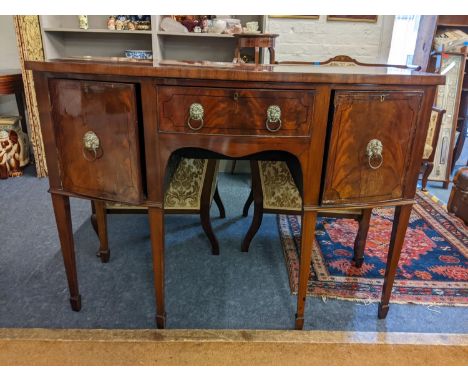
43, 28, 152, 35
40, 15, 267, 62
157, 31, 234, 38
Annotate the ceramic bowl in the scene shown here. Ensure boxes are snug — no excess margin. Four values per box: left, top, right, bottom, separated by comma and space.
211, 19, 227, 34
124, 50, 153, 60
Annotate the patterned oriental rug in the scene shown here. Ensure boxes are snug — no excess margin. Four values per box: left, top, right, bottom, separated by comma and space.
278, 191, 468, 306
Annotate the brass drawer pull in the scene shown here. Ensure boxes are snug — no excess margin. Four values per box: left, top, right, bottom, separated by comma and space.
366, 139, 383, 169
82, 131, 101, 162
266, 105, 282, 132
187, 103, 204, 131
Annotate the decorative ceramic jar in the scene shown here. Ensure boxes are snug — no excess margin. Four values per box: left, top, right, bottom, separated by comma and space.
107, 16, 116, 30
201, 16, 209, 33
78, 15, 88, 30
115, 19, 124, 30
0, 116, 29, 178
246, 21, 259, 32
211, 19, 227, 34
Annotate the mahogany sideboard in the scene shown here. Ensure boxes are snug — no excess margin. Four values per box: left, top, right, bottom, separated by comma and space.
26, 59, 445, 330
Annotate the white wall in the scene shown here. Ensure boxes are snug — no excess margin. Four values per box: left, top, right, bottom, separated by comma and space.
0, 15, 21, 115
266, 15, 395, 63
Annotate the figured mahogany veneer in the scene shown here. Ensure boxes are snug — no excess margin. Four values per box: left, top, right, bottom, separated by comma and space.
26, 59, 444, 330
323, 90, 424, 205
158, 86, 314, 136
49, 79, 143, 204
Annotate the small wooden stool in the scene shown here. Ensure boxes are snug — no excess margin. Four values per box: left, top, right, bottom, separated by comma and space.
234, 33, 279, 64
0, 70, 28, 134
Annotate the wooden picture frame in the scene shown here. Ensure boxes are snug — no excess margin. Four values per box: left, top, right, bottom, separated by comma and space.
269, 15, 319, 19
327, 15, 378, 23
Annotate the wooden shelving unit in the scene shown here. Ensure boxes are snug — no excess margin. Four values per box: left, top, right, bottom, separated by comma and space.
43, 27, 152, 34
40, 15, 267, 63
413, 15, 468, 187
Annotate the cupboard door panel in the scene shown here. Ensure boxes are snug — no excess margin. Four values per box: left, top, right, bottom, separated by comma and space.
50, 79, 143, 203
322, 90, 423, 206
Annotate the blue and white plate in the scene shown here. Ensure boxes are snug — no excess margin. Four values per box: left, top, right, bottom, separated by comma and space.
124, 50, 153, 60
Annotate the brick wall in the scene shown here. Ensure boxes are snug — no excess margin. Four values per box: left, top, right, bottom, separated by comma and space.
265, 15, 395, 63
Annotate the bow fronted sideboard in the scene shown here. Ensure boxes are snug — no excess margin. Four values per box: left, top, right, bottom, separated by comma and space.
27, 59, 444, 329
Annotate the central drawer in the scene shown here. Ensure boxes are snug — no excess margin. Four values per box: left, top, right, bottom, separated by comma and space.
157, 86, 314, 136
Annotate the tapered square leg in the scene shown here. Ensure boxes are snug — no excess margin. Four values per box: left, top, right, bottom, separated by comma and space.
148, 207, 166, 329
379, 204, 413, 319
353, 208, 372, 268
51, 193, 81, 311
70, 295, 82, 312
295, 210, 317, 330
93, 200, 110, 263
156, 313, 166, 329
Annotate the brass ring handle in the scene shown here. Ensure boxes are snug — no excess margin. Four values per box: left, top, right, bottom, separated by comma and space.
265, 105, 282, 132
366, 139, 383, 170
82, 131, 101, 162
187, 103, 204, 131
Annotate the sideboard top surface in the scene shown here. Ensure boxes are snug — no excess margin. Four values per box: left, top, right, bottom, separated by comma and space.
26, 58, 445, 86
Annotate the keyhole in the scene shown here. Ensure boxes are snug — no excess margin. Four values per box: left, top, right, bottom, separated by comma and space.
234, 92, 239, 112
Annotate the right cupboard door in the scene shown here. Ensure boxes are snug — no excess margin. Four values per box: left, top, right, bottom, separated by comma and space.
322, 90, 423, 206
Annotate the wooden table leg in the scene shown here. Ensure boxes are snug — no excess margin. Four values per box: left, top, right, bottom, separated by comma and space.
148, 207, 166, 329
51, 193, 81, 311
378, 204, 412, 319
268, 47, 276, 64
234, 47, 241, 63
254, 47, 260, 65
93, 200, 110, 263
295, 210, 317, 330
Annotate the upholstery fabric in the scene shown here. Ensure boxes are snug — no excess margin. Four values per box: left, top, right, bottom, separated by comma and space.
423, 143, 434, 160
105, 158, 213, 211
164, 158, 208, 210
259, 161, 302, 211
423, 110, 439, 160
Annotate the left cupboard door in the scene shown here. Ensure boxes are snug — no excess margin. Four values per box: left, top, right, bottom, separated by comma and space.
49, 79, 144, 204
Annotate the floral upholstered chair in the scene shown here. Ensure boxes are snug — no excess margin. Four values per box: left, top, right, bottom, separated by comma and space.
241, 160, 371, 267
91, 157, 225, 262
421, 107, 446, 191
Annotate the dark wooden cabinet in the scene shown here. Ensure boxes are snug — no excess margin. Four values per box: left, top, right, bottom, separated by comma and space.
322, 90, 423, 206
158, 85, 314, 136
50, 79, 143, 204
28, 59, 443, 330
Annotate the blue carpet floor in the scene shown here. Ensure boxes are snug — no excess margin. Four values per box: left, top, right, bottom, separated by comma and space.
0, 165, 466, 333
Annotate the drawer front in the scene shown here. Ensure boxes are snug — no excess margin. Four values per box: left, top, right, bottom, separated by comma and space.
50, 79, 143, 204
322, 90, 423, 206
157, 86, 314, 136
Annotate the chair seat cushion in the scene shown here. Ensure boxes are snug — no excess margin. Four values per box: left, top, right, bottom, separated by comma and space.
259, 161, 302, 211
106, 158, 212, 210
423, 143, 433, 160
164, 158, 209, 210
